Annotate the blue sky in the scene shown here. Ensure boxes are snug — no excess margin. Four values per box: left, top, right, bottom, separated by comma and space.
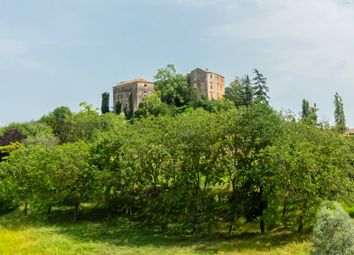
1, 0, 354, 126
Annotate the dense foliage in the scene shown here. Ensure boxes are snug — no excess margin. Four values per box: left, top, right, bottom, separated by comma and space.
0, 66, 352, 238
0, 102, 352, 235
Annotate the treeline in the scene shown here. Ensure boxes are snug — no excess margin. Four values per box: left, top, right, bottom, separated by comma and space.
104, 65, 348, 133
0, 105, 353, 234
0, 65, 352, 235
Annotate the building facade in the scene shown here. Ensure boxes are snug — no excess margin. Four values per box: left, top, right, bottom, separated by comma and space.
113, 78, 155, 114
189, 68, 225, 100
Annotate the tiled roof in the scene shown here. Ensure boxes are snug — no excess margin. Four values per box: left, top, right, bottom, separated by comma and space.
113, 78, 153, 87
191, 68, 224, 78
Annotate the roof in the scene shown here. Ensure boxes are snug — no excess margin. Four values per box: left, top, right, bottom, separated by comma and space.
113, 78, 153, 88
345, 128, 354, 135
190, 68, 224, 78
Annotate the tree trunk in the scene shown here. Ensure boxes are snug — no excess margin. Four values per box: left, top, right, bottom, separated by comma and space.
298, 200, 307, 233
298, 215, 303, 233
161, 222, 168, 233
228, 221, 234, 236
192, 183, 199, 235
73, 203, 80, 222
260, 217, 265, 233
192, 214, 197, 235
282, 200, 287, 222
47, 205, 52, 218
24, 202, 28, 216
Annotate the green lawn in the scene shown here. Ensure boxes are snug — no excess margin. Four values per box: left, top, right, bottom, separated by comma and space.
0, 209, 312, 255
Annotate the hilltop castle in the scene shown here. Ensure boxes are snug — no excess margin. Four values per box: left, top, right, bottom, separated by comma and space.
113, 78, 155, 114
189, 68, 225, 100
113, 68, 224, 113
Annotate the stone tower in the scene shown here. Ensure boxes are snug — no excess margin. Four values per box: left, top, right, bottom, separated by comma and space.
189, 68, 225, 100
113, 78, 155, 114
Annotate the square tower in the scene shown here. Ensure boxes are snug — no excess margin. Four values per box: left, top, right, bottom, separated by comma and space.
113, 78, 155, 114
189, 68, 225, 100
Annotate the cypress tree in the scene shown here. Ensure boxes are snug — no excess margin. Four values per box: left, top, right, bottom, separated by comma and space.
301, 99, 310, 120
334, 92, 346, 133
242, 75, 254, 107
101, 92, 110, 114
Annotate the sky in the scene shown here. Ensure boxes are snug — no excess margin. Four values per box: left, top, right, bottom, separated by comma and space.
1, 0, 354, 127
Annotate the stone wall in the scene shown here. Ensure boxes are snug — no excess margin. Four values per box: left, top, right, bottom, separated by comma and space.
113, 79, 155, 114
189, 68, 225, 100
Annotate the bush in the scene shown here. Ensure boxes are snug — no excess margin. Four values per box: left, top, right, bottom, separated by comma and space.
343, 204, 354, 218
312, 201, 354, 255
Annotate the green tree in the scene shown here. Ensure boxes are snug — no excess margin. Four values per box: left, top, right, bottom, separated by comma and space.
253, 69, 269, 104
101, 92, 110, 114
154, 64, 192, 107
228, 104, 283, 233
225, 78, 245, 107
301, 99, 310, 119
334, 92, 346, 133
0, 160, 19, 213
40, 106, 74, 143
170, 109, 223, 233
301, 99, 318, 126
263, 123, 353, 232
134, 93, 173, 118
202, 99, 235, 113
242, 75, 254, 107
69, 103, 101, 142
5, 145, 47, 215
43, 142, 96, 221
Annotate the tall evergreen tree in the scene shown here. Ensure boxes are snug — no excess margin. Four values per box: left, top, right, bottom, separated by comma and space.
301, 99, 310, 120
101, 92, 110, 114
242, 75, 254, 107
334, 92, 346, 133
253, 69, 269, 104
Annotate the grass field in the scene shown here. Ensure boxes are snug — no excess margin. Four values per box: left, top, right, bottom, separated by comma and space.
0, 208, 312, 255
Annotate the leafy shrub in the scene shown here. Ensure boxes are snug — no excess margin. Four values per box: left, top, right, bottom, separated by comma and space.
343, 204, 354, 218
312, 201, 354, 255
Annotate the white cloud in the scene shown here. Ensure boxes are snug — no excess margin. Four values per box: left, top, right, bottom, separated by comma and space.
205, 0, 354, 125
210, 0, 354, 40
